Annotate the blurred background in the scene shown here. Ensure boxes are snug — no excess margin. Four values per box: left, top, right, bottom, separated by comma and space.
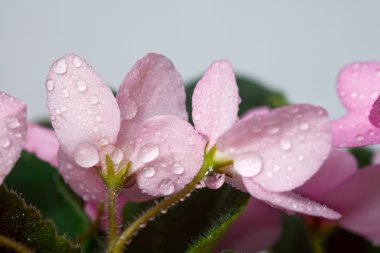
1, 1, 380, 121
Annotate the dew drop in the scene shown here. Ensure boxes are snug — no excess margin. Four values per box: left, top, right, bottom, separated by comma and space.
72, 56, 83, 68
54, 59, 68, 74
234, 155, 263, 177
267, 126, 279, 134
281, 139, 292, 150
76, 80, 87, 92
95, 115, 102, 122
142, 167, 155, 178
61, 89, 70, 98
159, 179, 175, 195
6, 117, 20, 129
172, 162, 184, 175
111, 148, 123, 165
0, 138, 10, 148
356, 135, 364, 142
138, 144, 159, 163
90, 96, 99, 105
46, 79, 54, 91
121, 98, 138, 120
74, 142, 100, 168
194, 113, 201, 121
299, 122, 309, 130
205, 173, 225, 189
100, 138, 109, 145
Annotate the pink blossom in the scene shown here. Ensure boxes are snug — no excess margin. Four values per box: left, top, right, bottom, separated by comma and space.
0, 92, 27, 184
331, 62, 380, 148
44, 53, 205, 202
298, 150, 380, 245
191, 60, 340, 219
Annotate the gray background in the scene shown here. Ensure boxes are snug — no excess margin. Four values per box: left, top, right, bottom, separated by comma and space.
1, 1, 380, 121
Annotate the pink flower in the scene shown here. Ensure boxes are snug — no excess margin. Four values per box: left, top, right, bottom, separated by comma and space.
44, 53, 205, 202
217, 198, 282, 253
0, 92, 27, 184
191, 60, 340, 219
297, 150, 380, 245
331, 62, 380, 148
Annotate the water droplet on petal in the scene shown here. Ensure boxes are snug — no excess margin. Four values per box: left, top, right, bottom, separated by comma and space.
120, 98, 138, 120
0, 138, 11, 148
72, 56, 83, 68
61, 89, 70, 98
356, 135, 364, 142
46, 79, 54, 91
138, 144, 159, 163
6, 117, 20, 129
267, 126, 279, 134
90, 96, 99, 105
205, 173, 225, 189
142, 167, 155, 178
159, 179, 175, 195
95, 115, 102, 122
76, 80, 87, 92
194, 113, 201, 121
111, 148, 123, 165
74, 142, 100, 168
234, 155, 263, 177
172, 162, 184, 175
54, 59, 68, 74
299, 122, 309, 130
281, 139, 292, 150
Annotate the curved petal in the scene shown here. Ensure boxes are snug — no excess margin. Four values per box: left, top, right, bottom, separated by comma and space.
217, 104, 331, 192
58, 148, 105, 202
116, 53, 187, 153
320, 166, 380, 245
217, 198, 282, 253
369, 95, 380, 127
130, 115, 205, 197
46, 54, 120, 161
0, 92, 27, 184
373, 150, 380, 164
24, 124, 59, 167
332, 62, 380, 147
240, 106, 270, 121
296, 150, 357, 202
243, 177, 341, 219
192, 60, 239, 145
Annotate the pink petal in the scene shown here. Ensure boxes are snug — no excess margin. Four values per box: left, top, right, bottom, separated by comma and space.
46, 54, 120, 161
296, 150, 357, 202
58, 148, 105, 202
240, 106, 271, 121
320, 165, 380, 245
217, 198, 282, 253
116, 53, 187, 154
24, 124, 59, 167
369, 95, 380, 127
243, 177, 341, 219
217, 104, 331, 192
131, 115, 205, 197
372, 150, 380, 164
332, 62, 380, 147
192, 60, 239, 145
0, 92, 27, 184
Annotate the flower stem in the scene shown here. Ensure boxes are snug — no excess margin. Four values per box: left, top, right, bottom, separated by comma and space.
0, 235, 34, 253
108, 146, 221, 253
107, 185, 118, 247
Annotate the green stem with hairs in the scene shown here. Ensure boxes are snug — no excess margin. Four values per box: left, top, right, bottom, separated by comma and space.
0, 235, 34, 253
108, 145, 231, 253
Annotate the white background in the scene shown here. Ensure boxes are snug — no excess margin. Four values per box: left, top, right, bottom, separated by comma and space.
1, 1, 380, 120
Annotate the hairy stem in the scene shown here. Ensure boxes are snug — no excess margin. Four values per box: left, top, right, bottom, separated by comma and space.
0, 235, 34, 253
107, 185, 118, 247
108, 147, 218, 253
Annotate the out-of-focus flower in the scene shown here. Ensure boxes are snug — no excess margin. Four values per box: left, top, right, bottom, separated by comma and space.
44, 53, 205, 202
0, 92, 27, 185
191, 60, 339, 219
298, 150, 380, 245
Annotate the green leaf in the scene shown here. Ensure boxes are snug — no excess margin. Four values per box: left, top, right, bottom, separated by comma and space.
123, 185, 249, 253
4, 151, 90, 239
0, 185, 80, 253
186, 75, 288, 123
349, 147, 374, 168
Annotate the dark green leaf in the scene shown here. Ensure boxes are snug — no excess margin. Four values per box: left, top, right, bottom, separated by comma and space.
0, 185, 80, 253
186, 75, 288, 123
349, 147, 374, 168
123, 185, 249, 253
5, 151, 90, 239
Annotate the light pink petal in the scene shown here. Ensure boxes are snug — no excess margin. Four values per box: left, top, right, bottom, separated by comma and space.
122, 183, 154, 202
131, 115, 205, 197
372, 150, 380, 164
58, 148, 105, 202
296, 150, 357, 202
116, 53, 187, 154
46, 54, 120, 162
320, 165, 380, 245
240, 106, 270, 121
192, 60, 239, 145
332, 62, 380, 147
217, 198, 282, 253
217, 104, 331, 192
369, 95, 380, 127
0, 92, 27, 184
243, 177, 341, 219
24, 124, 59, 167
